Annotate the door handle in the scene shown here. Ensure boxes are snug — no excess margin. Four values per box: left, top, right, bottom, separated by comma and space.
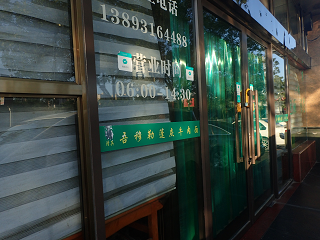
247, 89, 261, 164
254, 90, 261, 162
248, 89, 254, 163
235, 109, 242, 163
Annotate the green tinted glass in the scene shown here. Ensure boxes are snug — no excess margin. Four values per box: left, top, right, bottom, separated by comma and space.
247, 37, 272, 211
204, 10, 247, 237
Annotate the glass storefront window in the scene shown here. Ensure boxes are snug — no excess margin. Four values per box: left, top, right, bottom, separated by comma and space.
273, 51, 290, 192
288, 1, 302, 47
0, 1, 75, 82
92, 1, 201, 239
289, 64, 307, 149
0, 97, 82, 240
260, 0, 269, 10
274, 0, 288, 31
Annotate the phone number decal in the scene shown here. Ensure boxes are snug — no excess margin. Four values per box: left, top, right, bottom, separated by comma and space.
100, 5, 188, 47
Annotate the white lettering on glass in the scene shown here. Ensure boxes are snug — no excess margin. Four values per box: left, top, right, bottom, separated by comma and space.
147, 0, 178, 16
168, 0, 178, 16
115, 81, 192, 101
133, 53, 147, 77
161, 60, 171, 77
172, 62, 181, 78
110, 8, 120, 24
99, 5, 187, 47
101, 4, 108, 21
149, 56, 160, 74
157, 0, 167, 10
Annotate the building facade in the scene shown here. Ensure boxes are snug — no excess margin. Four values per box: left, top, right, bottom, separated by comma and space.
0, 0, 316, 239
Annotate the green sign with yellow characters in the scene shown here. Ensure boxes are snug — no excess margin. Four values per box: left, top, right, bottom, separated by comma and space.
275, 114, 288, 123
100, 121, 200, 152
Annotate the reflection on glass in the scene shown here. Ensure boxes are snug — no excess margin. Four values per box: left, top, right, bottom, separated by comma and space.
247, 37, 271, 212
92, 1, 200, 239
204, 10, 247, 238
260, 0, 269, 10
0, 1, 75, 81
273, 51, 290, 192
0, 97, 82, 239
289, 64, 307, 149
274, 0, 288, 31
288, 1, 302, 47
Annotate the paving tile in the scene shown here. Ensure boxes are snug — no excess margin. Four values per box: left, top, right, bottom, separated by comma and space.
303, 172, 320, 187
240, 204, 285, 240
264, 205, 320, 239
243, 165, 320, 240
241, 229, 264, 240
308, 163, 320, 176
287, 183, 320, 210
262, 227, 315, 240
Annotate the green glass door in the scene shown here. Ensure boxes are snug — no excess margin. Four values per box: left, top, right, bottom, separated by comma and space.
203, 10, 273, 239
203, 10, 248, 239
247, 37, 272, 213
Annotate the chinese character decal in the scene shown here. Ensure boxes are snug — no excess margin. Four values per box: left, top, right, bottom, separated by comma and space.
148, 56, 160, 74
157, 0, 167, 10
133, 53, 146, 78
168, 0, 178, 16
161, 60, 171, 77
134, 131, 142, 142
120, 132, 128, 144
172, 61, 181, 78
159, 128, 165, 138
106, 140, 114, 146
187, 126, 191, 134
147, 0, 178, 15
169, 128, 174, 137
147, 130, 155, 139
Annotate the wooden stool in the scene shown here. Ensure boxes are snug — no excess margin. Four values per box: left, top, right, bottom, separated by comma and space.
105, 196, 164, 240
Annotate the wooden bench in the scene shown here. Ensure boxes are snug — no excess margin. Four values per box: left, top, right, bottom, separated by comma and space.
293, 140, 316, 182
63, 195, 164, 240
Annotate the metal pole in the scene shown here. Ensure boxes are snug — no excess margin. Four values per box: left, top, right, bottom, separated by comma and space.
8, 107, 11, 127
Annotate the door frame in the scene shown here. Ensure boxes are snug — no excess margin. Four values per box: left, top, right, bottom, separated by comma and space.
196, 1, 277, 239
